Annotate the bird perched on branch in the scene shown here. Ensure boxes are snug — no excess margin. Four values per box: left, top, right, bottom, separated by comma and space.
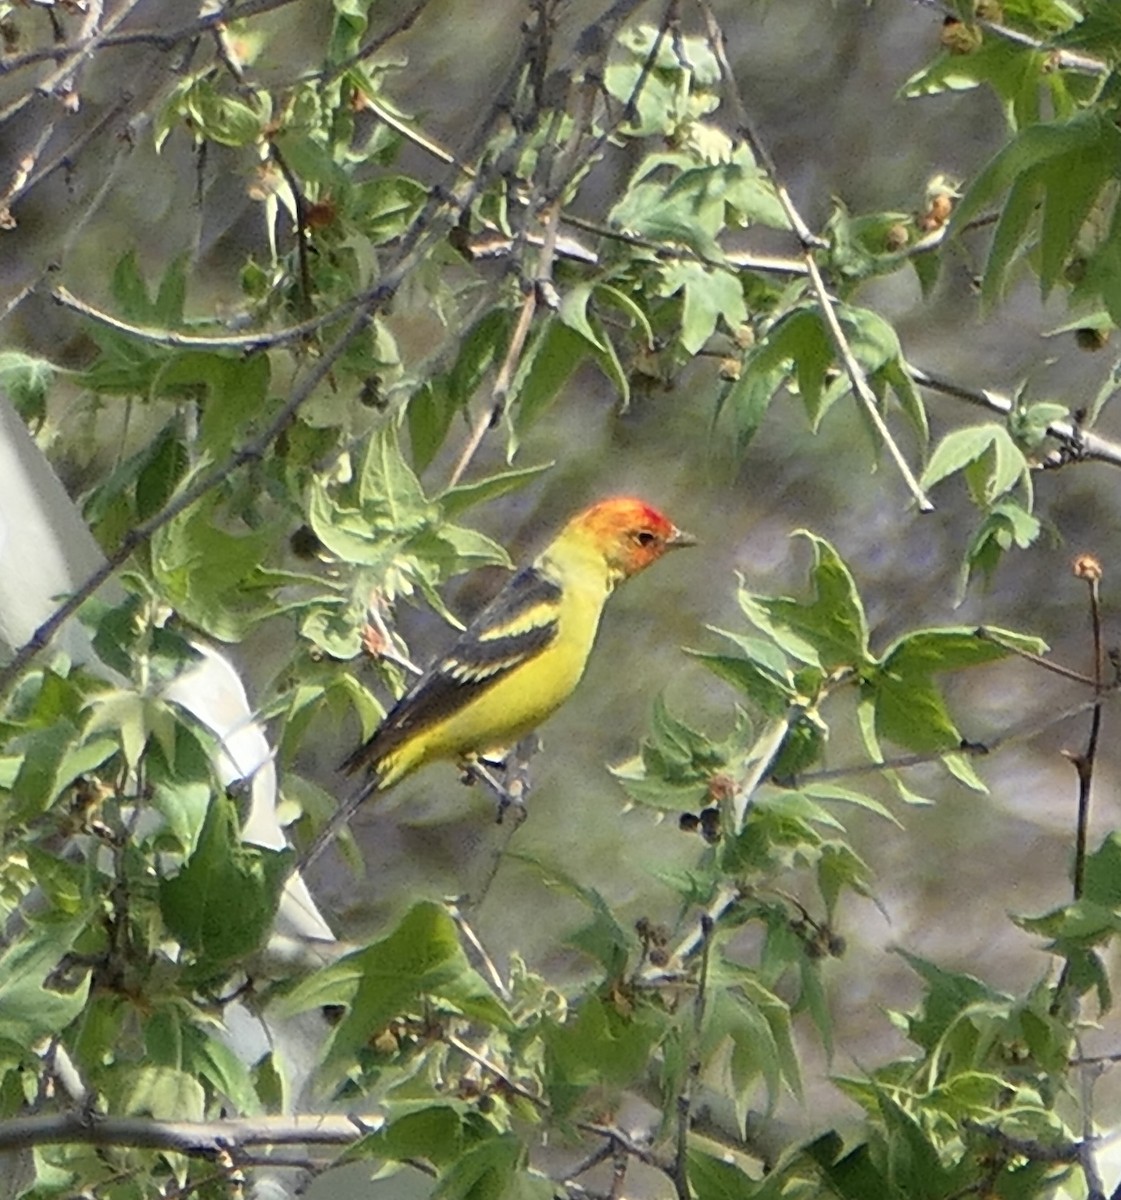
298, 497, 695, 870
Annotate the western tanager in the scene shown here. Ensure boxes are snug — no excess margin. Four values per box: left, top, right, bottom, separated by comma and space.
299, 496, 694, 869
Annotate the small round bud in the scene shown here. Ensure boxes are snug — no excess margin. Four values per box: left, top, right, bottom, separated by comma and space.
919, 194, 954, 233
699, 807, 722, 844
884, 223, 910, 252
1073, 553, 1103, 583
304, 199, 337, 231
706, 773, 736, 803
940, 17, 982, 54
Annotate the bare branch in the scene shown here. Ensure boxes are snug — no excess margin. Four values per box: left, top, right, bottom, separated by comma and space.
0, 0, 142, 126
0, 0, 305, 74
0, 1111, 385, 1155
47, 284, 357, 351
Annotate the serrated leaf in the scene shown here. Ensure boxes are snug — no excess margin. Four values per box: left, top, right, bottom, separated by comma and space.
743, 534, 870, 670
303, 902, 509, 1090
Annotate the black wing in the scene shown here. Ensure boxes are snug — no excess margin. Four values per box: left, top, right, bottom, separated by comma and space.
341, 565, 562, 775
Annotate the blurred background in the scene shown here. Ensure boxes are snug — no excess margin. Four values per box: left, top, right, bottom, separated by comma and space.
3, 0, 1120, 1142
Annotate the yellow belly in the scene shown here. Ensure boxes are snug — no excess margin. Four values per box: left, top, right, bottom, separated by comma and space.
378, 551, 610, 788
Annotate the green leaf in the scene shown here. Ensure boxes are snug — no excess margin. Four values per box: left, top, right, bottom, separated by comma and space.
181, 78, 264, 146
868, 669, 963, 755
742, 308, 832, 428
951, 112, 1121, 304
408, 377, 456, 472
687, 1150, 768, 1200
741, 534, 870, 670
0, 915, 93, 1043
440, 462, 553, 517
359, 422, 430, 525
0, 351, 53, 425
146, 724, 216, 854
152, 495, 279, 641
511, 318, 589, 431
348, 174, 426, 243
545, 993, 665, 1115
921, 424, 1028, 500
297, 902, 509, 1089
159, 793, 292, 971
1083, 833, 1121, 908
895, 949, 1009, 1051
111, 249, 151, 318
120, 1066, 206, 1122
448, 308, 511, 408
959, 499, 1041, 594
559, 282, 608, 351
878, 625, 1047, 674
357, 1106, 474, 1169
136, 423, 189, 519
686, 641, 795, 717
434, 1134, 523, 1200
156, 351, 270, 460
517, 854, 636, 976
658, 261, 747, 354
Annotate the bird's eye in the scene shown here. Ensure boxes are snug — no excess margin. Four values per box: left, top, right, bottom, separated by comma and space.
633, 529, 658, 548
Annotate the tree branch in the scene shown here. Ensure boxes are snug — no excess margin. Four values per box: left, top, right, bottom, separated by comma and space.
699, 1, 933, 511
909, 364, 1121, 470
0, 1110, 384, 1155
0, 0, 305, 74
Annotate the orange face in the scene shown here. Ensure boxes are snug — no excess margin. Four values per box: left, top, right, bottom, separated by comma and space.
567, 497, 696, 578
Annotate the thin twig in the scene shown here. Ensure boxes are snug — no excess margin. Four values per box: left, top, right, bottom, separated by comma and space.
444, 1032, 543, 1108
698, 1, 932, 511
446, 281, 539, 489
573, 0, 679, 181
975, 626, 1100, 688
673, 914, 713, 1200
804, 693, 1114, 785
909, 364, 1121, 470
1071, 558, 1105, 901
269, 142, 314, 318
0, 0, 140, 126
48, 284, 354, 351
0, 0, 303, 74
449, 902, 512, 1003
963, 1119, 1083, 1163
323, 0, 433, 86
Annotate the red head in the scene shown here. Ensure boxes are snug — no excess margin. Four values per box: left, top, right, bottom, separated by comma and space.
563, 497, 696, 580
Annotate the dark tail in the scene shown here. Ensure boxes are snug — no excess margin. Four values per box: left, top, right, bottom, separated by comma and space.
296, 772, 381, 873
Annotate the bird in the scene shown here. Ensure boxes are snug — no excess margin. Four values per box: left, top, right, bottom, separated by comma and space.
297, 496, 695, 871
